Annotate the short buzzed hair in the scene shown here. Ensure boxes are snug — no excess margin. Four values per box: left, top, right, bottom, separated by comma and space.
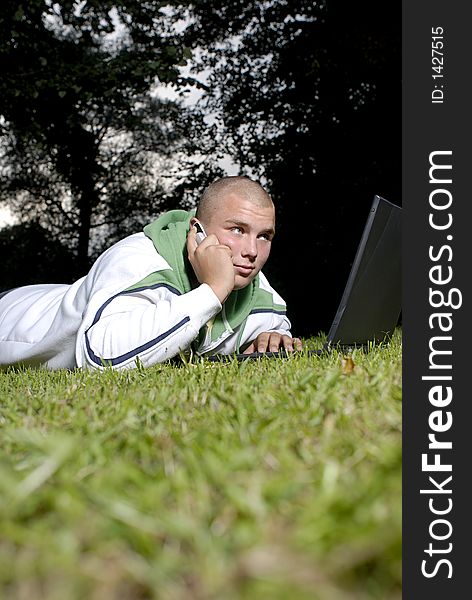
196, 176, 273, 222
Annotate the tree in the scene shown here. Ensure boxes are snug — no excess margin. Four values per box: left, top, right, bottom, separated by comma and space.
179, 0, 401, 335
0, 0, 196, 273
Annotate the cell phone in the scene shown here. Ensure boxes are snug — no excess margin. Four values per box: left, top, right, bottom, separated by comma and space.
194, 220, 207, 245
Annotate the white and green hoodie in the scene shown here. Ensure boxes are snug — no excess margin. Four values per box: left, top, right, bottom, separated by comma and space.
0, 210, 292, 370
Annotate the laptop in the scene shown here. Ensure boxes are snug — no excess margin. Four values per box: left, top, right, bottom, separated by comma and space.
206, 195, 402, 361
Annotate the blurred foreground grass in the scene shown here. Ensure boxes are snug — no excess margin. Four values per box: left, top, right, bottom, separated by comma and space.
0, 330, 402, 600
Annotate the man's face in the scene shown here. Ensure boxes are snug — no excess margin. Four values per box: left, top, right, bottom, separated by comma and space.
204, 193, 275, 290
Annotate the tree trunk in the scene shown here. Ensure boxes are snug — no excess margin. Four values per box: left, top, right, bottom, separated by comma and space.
77, 188, 92, 277
67, 126, 101, 278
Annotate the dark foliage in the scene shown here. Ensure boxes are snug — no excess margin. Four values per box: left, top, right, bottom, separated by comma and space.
0, 222, 78, 290
181, 0, 401, 335
0, 0, 193, 273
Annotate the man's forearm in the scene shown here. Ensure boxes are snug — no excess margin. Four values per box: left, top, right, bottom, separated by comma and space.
76, 284, 222, 369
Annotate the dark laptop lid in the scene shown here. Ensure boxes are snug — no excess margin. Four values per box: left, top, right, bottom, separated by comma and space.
327, 195, 402, 346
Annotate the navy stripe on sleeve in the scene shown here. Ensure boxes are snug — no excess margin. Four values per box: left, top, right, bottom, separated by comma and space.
85, 316, 190, 367
249, 308, 287, 316
89, 283, 182, 327
85, 283, 188, 367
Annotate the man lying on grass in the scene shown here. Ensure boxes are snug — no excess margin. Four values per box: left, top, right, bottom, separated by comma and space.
0, 176, 302, 370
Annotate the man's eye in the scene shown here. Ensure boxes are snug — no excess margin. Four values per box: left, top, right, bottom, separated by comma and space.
231, 227, 243, 234
258, 234, 272, 241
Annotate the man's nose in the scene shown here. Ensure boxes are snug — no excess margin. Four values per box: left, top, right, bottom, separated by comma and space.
242, 236, 258, 258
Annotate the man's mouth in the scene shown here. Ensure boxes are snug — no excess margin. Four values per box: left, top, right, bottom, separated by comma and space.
234, 265, 255, 276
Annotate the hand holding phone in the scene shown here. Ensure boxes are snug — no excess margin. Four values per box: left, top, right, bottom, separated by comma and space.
188, 219, 234, 303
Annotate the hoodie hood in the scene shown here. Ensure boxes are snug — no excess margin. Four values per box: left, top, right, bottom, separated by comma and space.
143, 209, 194, 294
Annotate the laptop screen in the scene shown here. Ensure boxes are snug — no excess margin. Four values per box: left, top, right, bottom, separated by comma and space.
327, 195, 402, 346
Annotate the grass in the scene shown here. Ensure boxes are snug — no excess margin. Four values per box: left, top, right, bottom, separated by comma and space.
0, 330, 402, 600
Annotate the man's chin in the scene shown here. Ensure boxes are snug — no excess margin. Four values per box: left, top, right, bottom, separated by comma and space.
233, 274, 256, 290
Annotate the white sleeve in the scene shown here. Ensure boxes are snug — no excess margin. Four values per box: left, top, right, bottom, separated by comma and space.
76, 283, 222, 370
